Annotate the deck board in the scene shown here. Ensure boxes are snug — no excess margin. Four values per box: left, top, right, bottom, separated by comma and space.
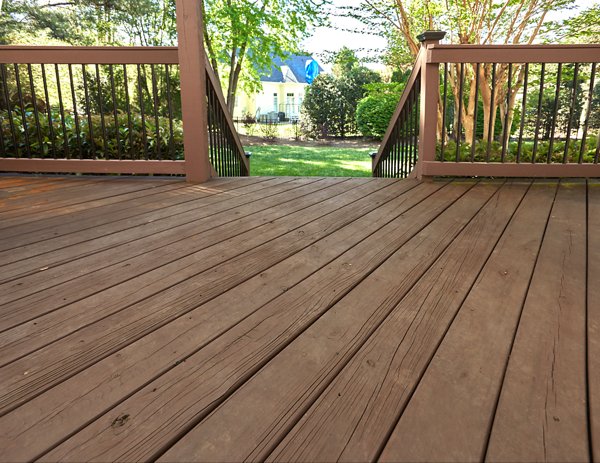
486, 180, 589, 462
0, 175, 592, 463
379, 180, 557, 462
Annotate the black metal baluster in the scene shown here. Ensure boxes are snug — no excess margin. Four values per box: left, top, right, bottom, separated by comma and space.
41, 64, 57, 159
547, 63, 562, 163
440, 63, 448, 162
55, 64, 70, 159
456, 63, 465, 162
82, 64, 95, 159
471, 63, 480, 162
95, 64, 109, 159
486, 63, 496, 162
580, 63, 596, 163
122, 65, 135, 159
532, 63, 545, 163
0, 68, 6, 157
564, 63, 579, 163
1, 65, 19, 156
516, 63, 528, 163
207, 82, 216, 171
27, 64, 44, 156
501, 63, 512, 163
151, 64, 161, 160
137, 64, 148, 160
165, 64, 175, 160
14, 64, 32, 157
108, 65, 122, 160
68, 64, 83, 158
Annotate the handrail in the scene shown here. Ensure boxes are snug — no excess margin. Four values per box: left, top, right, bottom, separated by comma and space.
427, 44, 600, 64
0, 46, 179, 64
205, 59, 249, 175
372, 47, 423, 177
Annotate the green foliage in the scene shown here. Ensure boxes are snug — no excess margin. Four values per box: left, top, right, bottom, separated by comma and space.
302, 49, 381, 139
1, 107, 183, 160
356, 83, 402, 138
259, 122, 279, 142
437, 136, 598, 164
203, 0, 330, 110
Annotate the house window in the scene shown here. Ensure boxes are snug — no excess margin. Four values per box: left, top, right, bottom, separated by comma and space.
286, 93, 295, 115
273, 93, 278, 112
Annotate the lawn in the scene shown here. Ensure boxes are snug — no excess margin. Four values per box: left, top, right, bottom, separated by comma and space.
247, 144, 373, 177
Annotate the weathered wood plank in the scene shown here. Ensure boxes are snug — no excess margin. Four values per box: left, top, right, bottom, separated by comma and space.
588, 179, 600, 461
257, 182, 528, 463
0, 177, 161, 216
0, 178, 348, 331
485, 180, 588, 462
0, 177, 321, 290
0, 179, 234, 249
378, 181, 557, 462
49, 181, 499, 463
0, 177, 303, 268
0, 177, 266, 233
2, 179, 431, 462
0, 178, 350, 357
0, 178, 399, 416
153, 182, 511, 463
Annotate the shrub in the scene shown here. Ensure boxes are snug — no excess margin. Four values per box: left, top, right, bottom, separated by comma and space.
356, 92, 400, 139
259, 121, 278, 142
0, 107, 184, 160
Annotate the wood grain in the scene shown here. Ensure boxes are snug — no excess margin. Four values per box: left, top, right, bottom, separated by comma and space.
379, 181, 557, 462
486, 180, 589, 462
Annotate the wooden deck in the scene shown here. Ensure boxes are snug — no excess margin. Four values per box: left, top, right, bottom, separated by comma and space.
0, 175, 597, 462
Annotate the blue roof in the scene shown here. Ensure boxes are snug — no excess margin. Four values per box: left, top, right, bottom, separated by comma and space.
260, 54, 323, 84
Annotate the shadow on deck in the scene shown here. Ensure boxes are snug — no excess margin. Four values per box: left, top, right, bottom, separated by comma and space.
0, 175, 597, 462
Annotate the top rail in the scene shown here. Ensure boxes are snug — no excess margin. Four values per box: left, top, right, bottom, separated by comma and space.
427, 44, 600, 64
0, 46, 179, 64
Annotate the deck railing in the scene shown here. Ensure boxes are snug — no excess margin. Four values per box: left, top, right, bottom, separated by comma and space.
375, 32, 600, 178
0, 47, 249, 176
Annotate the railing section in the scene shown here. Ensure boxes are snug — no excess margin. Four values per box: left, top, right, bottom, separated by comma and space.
205, 62, 249, 176
420, 44, 600, 178
372, 50, 423, 178
0, 46, 249, 177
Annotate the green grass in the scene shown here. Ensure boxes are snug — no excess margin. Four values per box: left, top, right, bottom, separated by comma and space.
247, 145, 373, 177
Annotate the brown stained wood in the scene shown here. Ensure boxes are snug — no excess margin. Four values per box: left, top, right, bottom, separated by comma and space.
0, 176, 268, 233
0, 177, 324, 287
0, 178, 352, 332
0, 177, 305, 268
6, 179, 433, 462
486, 181, 588, 462
0, 177, 162, 216
0, 178, 353, 358
0, 178, 250, 250
152, 182, 506, 463
378, 181, 557, 462
264, 182, 529, 463
0, 178, 400, 416
589, 179, 600, 461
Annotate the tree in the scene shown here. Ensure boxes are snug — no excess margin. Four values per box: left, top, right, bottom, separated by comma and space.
345, 0, 575, 143
202, 0, 330, 114
302, 48, 380, 138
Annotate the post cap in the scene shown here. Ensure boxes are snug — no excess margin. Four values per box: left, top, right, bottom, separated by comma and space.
245, 152, 252, 159
369, 152, 378, 159
417, 31, 446, 43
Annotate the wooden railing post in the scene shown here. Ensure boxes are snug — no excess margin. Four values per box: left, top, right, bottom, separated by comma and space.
176, 0, 211, 183
416, 31, 445, 180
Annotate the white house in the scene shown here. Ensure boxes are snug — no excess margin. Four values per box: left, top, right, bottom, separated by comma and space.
233, 54, 322, 122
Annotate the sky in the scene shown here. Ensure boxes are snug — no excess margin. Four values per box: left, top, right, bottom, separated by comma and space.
302, 0, 599, 71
